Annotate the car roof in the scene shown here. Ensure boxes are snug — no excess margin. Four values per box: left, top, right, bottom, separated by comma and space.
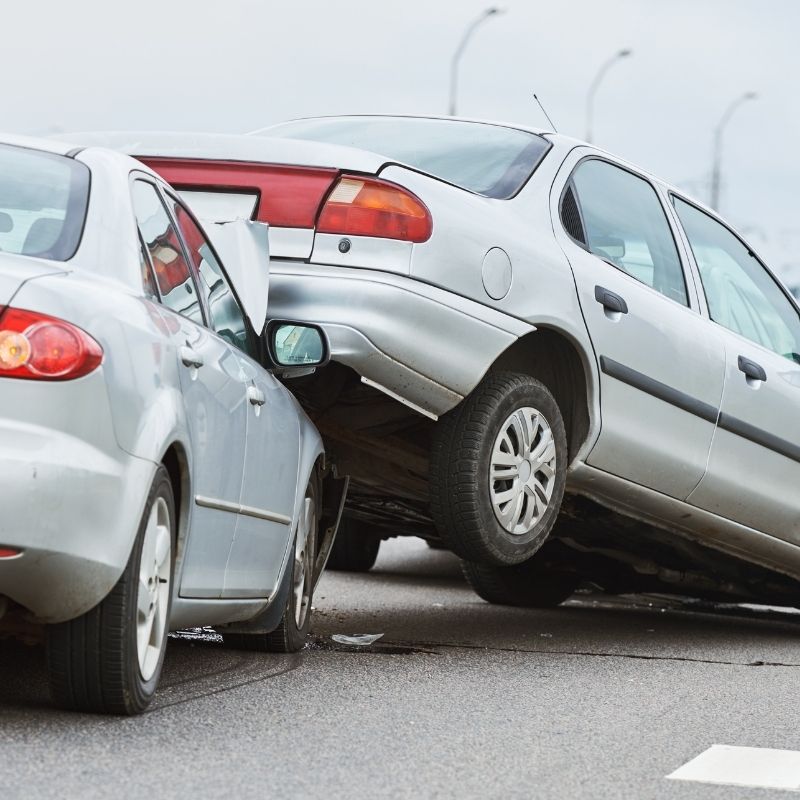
60, 118, 710, 216
250, 113, 554, 137
0, 131, 80, 157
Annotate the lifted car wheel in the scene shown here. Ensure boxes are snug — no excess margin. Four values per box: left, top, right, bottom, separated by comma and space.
326, 517, 382, 572
431, 371, 567, 566
46, 466, 175, 715
224, 473, 320, 654
462, 559, 580, 607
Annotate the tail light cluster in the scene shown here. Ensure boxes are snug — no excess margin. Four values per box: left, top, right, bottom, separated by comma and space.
142, 158, 433, 244
317, 176, 432, 243
0, 307, 103, 381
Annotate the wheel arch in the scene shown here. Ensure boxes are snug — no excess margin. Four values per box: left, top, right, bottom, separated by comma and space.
158, 440, 191, 565
488, 326, 597, 463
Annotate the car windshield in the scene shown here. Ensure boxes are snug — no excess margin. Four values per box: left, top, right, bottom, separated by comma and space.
262, 117, 550, 199
0, 143, 90, 262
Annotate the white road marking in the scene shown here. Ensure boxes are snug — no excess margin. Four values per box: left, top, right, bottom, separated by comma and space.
668, 745, 800, 791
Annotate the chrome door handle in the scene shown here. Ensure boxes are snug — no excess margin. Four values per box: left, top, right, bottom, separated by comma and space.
180, 346, 204, 369
247, 386, 266, 407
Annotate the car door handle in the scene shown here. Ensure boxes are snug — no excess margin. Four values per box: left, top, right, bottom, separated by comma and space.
180, 346, 204, 369
594, 285, 628, 314
738, 355, 767, 383
247, 386, 266, 407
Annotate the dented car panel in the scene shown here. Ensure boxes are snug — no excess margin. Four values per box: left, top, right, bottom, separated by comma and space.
77, 118, 800, 604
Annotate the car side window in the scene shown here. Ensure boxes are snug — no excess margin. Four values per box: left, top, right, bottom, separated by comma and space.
562, 159, 688, 306
137, 231, 160, 301
131, 180, 203, 324
673, 197, 800, 362
166, 195, 255, 359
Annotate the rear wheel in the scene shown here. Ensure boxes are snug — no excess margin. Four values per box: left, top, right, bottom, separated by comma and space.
431, 371, 567, 566
224, 472, 320, 653
462, 559, 580, 607
46, 466, 175, 715
325, 517, 381, 572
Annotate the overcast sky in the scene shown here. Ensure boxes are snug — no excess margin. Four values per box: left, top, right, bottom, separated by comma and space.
6, 0, 799, 281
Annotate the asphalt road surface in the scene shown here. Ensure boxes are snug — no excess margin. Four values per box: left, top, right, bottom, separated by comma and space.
3, 536, 800, 799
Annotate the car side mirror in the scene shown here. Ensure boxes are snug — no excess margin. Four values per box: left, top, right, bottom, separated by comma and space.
266, 321, 330, 378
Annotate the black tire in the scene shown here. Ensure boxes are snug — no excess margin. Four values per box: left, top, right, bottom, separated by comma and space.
224, 472, 320, 654
426, 539, 449, 551
325, 517, 381, 572
46, 466, 175, 715
462, 559, 580, 607
430, 371, 567, 566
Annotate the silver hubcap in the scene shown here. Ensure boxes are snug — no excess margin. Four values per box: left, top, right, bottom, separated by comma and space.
136, 496, 171, 682
293, 490, 316, 629
489, 406, 557, 535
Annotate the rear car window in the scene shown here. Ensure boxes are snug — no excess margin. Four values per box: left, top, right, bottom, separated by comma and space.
131, 180, 203, 325
0, 143, 89, 261
263, 117, 551, 199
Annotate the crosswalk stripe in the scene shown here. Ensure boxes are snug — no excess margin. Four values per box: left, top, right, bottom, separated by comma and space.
668, 745, 800, 791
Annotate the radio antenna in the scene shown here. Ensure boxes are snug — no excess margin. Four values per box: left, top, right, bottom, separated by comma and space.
533, 93, 558, 132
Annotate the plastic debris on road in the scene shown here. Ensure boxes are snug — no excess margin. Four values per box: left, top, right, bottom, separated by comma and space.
331, 633, 385, 646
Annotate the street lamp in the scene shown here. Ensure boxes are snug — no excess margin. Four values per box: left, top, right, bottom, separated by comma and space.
585, 48, 632, 143
448, 7, 506, 117
710, 91, 758, 211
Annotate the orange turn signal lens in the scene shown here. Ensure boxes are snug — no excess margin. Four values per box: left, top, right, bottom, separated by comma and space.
0, 330, 31, 370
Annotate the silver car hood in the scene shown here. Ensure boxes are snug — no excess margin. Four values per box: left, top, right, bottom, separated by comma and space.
0, 252, 67, 307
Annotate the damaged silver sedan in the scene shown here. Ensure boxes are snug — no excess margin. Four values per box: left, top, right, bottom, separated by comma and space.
0, 134, 342, 714
77, 118, 800, 609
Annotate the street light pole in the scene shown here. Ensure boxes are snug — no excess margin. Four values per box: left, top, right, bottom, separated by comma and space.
448, 7, 505, 117
585, 48, 632, 144
710, 91, 757, 211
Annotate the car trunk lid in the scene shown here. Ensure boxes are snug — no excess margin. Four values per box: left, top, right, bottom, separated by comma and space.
111, 134, 386, 260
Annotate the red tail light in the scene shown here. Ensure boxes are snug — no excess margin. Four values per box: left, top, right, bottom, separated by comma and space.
0, 307, 103, 381
317, 176, 432, 243
140, 158, 338, 229
0, 547, 21, 558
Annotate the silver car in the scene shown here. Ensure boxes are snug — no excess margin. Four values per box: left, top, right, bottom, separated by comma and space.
78, 118, 800, 609
0, 134, 341, 715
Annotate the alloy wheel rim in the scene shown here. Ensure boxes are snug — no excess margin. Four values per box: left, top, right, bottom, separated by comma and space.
293, 493, 316, 629
136, 496, 171, 682
489, 406, 557, 535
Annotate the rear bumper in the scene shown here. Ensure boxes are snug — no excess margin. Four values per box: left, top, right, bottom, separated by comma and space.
267, 262, 533, 417
0, 378, 156, 623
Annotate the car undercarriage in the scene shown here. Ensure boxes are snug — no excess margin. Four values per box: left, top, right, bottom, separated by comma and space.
292, 362, 800, 607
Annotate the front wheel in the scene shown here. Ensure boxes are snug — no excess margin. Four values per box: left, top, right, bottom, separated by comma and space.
46, 465, 175, 715
430, 371, 567, 566
224, 472, 320, 654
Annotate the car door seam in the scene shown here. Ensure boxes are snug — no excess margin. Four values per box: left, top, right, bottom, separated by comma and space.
601, 356, 800, 465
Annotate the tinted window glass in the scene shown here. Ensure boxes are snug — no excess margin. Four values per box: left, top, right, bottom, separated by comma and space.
568, 160, 688, 306
169, 197, 253, 357
674, 197, 800, 362
264, 117, 550, 199
0, 143, 89, 261
131, 181, 202, 323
